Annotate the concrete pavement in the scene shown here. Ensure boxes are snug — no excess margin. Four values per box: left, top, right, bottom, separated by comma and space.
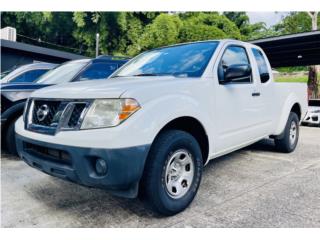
1, 126, 320, 227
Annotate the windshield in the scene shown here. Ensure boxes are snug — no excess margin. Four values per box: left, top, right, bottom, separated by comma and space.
112, 41, 219, 78
0, 70, 13, 80
1, 66, 22, 82
36, 61, 88, 84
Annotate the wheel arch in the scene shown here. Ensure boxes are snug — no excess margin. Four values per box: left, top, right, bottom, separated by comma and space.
290, 102, 302, 120
1, 100, 26, 129
274, 99, 302, 137
150, 116, 210, 165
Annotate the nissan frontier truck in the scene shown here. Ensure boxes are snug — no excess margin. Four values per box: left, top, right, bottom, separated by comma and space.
16, 40, 307, 215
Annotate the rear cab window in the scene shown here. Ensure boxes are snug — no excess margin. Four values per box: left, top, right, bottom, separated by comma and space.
252, 48, 270, 83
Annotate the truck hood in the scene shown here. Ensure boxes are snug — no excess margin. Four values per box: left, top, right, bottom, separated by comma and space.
30, 76, 190, 99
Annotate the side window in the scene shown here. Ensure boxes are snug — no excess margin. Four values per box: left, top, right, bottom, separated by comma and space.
78, 63, 118, 81
218, 45, 252, 83
10, 69, 48, 83
252, 48, 270, 83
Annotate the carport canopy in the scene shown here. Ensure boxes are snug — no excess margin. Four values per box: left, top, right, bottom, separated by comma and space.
250, 31, 320, 68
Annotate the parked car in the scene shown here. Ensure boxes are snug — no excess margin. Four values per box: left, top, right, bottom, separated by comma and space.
1, 56, 128, 154
1, 62, 57, 84
15, 40, 307, 215
302, 99, 320, 126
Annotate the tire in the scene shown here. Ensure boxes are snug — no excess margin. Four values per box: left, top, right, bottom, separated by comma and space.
275, 112, 299, 153
5, 118, 18, 155
140, 130, 203, 216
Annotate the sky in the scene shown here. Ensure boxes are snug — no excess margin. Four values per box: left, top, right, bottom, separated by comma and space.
247, 12, 289, 27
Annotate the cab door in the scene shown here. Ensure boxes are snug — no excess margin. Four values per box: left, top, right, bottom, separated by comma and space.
250, 48, 275, 135
214, 44, 264, 154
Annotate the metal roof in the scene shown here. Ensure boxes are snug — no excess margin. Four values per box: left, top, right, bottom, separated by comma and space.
250, 31, 320, 68
1, 39, 88, 61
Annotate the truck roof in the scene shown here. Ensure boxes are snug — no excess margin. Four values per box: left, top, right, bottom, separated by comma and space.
150, 39, 262, 52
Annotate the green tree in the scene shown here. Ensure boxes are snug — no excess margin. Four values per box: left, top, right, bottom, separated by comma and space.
1, 12, 78, 52
223, 12, 266, 40
115, 12, 160, 56
224, 12, 249, 34
139, 12, 242, 50
72, 12, 161, 56
72, 12, 121, 56
179, 13, 241, 42
140, 13, 182, 50
274, 12, 320, 34
6, 11, 314, 58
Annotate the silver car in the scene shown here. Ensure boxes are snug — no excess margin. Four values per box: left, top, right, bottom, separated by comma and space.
1, 62, 57, 84
302, 99, 320, 127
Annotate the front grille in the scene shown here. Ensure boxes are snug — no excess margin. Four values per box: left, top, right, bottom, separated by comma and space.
32, 100, 62, 127
67, 103, 87, 128
26, 99, 90, 135
24, 142, 71, 166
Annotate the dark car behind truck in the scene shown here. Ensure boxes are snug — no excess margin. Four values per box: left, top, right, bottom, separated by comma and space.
1, 56, 129, 154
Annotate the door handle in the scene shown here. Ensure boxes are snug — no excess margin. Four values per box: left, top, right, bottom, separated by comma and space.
252, 92, 260, 97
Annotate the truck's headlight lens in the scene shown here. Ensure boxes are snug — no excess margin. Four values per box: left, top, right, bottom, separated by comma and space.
81, 99, 140, 129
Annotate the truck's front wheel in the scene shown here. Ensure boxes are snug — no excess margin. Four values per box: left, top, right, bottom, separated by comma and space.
275, 112, 299, 153
140, 130, 203, 216
5, 117, 18, 155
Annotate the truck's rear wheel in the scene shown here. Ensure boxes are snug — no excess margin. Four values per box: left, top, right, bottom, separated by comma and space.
275, 112, 299, 153
140, 130, 203, 216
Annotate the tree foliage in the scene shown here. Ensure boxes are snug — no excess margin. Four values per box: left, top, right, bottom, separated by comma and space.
180, 12, 241, 42
273, 12, 319, 34
223, 12, 266, 40
1, 11, 319, 58
1, 12, 77, 50
141, 14, 182, 49
0, 12, 245, 57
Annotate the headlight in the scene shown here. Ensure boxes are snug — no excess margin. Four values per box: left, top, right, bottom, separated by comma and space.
81, 99, 140, 129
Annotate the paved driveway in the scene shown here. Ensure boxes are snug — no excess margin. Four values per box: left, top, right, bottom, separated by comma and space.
1, 126, 320, 227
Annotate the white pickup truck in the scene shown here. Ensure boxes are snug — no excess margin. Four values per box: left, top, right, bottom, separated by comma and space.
16, 40, 307, 215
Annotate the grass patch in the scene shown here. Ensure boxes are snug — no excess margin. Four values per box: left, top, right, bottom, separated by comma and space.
275, 76, 308, 83
274, 73, 320, 83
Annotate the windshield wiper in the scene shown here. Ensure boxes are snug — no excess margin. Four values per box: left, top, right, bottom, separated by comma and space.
110, 75, 125, 78
133, 72, 192, 77
110, 74, 158, 78
111, 73, 184, 78
132, 73, 164, 77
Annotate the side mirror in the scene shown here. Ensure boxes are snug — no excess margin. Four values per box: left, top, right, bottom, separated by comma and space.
220, 64, 252, 84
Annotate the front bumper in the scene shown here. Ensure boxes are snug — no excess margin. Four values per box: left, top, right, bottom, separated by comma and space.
16, 134, 150, 198
302, 113, 320, 125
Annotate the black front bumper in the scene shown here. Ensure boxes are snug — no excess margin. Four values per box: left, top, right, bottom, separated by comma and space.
16, 134, 150, 198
